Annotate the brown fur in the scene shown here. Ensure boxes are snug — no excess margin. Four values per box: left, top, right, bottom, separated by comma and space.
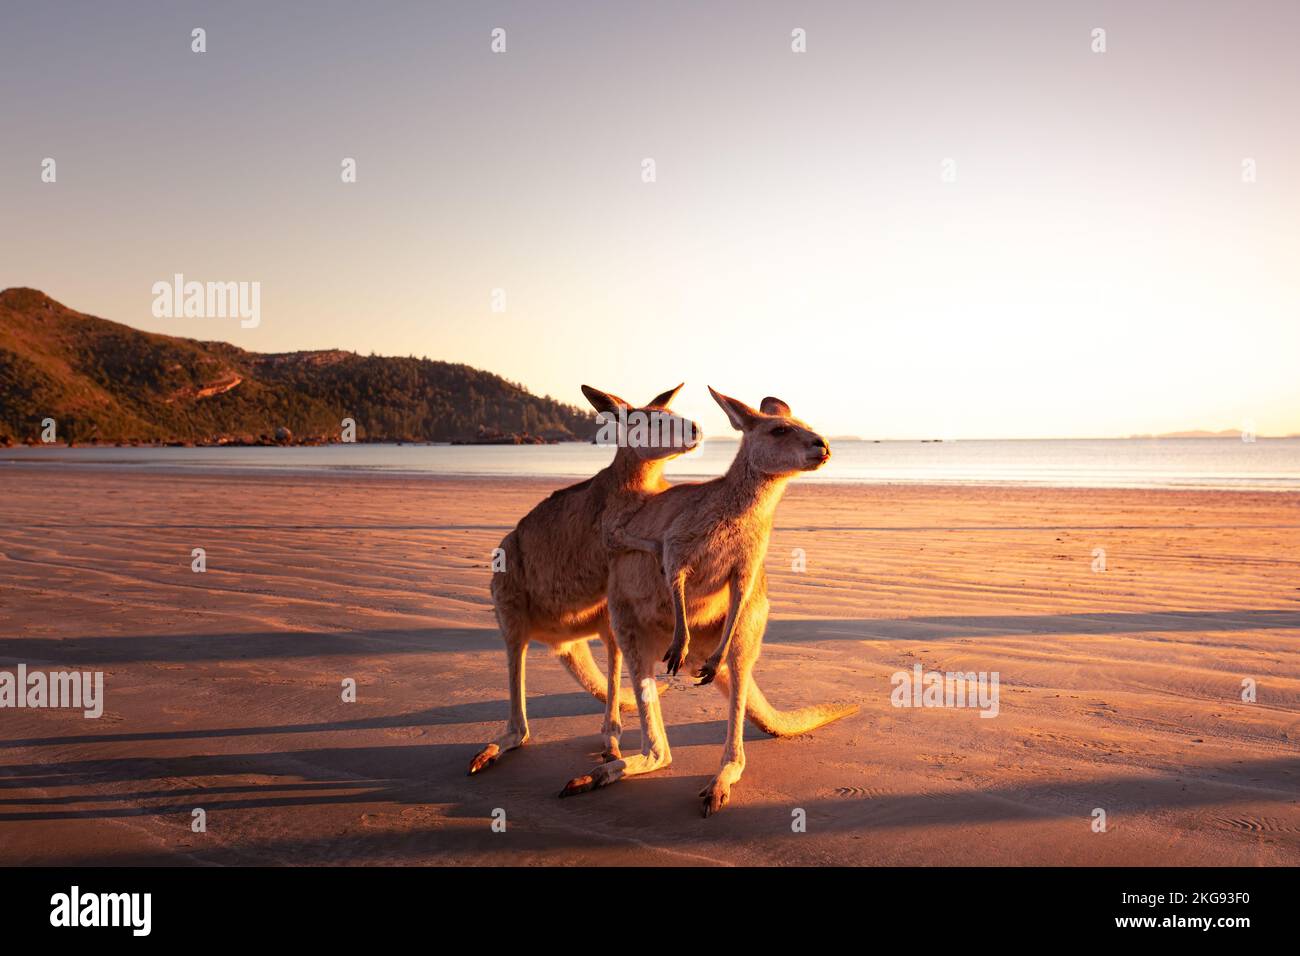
560, 388, 858, 814
467, 385, 699, 775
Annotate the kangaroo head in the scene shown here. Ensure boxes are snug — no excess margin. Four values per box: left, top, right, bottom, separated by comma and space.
708, 386, 830, 475
582, 383, 702, 461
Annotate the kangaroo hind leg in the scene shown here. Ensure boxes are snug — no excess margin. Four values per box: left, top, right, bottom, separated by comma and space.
468, 611, 530, 775
559, 639, 672, 796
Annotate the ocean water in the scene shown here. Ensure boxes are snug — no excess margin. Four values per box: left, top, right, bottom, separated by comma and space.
3, 438, 1299, 491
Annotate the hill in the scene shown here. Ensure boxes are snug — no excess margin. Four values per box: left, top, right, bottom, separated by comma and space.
0, 288, 598, 445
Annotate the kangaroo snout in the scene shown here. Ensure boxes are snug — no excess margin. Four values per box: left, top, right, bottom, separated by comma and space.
805, 435, 831, 469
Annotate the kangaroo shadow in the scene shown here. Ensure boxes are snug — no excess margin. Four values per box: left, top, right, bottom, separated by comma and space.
0, 741, 462, 821
764, 609, 1300, 645
7, 609, 1294, 669
16, 753, 1297, 865
0, 626, 502, 666
0, 690, 620, 751
0, 703, 770, 826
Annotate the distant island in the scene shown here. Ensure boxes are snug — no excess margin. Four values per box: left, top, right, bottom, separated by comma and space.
1128, 429, 1297, 439
0, 289, 599, 446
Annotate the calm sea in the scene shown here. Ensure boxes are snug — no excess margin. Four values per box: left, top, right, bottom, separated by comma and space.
3, 438, 1299, 491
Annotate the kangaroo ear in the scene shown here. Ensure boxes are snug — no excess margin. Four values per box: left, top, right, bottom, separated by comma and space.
647, 383, 684, 408
708, 386, 761, 432
759, 397, 791, 417
581, 385, 630, 416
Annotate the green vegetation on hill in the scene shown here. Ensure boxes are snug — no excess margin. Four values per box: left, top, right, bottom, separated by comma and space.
0, 288, 597, 444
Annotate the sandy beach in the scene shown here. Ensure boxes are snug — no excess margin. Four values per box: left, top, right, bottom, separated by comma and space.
0, 465, 1296, 866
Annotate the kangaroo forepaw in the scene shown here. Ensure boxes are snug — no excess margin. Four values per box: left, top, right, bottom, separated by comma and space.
662, 642, 688, 676
694, 659, 720, 685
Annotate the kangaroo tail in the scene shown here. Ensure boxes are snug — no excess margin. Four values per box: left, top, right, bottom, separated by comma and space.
555, 639, 668, 714
743, 676, 859, 737
555, 639, 611, 702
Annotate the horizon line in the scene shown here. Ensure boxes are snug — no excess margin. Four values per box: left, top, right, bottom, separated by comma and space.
4, 286, 1293, 444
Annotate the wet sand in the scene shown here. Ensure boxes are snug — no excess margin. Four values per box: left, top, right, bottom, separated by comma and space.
0, 465, 1296, 865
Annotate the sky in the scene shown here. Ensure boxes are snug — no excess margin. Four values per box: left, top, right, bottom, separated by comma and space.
1, 0, 1297, 439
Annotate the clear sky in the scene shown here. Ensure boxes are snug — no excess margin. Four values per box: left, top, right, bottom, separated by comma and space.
2, 1, 1297, 438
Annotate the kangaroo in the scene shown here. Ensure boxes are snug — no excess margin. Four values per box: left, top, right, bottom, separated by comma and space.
606, 504, 735, 684
606, 433, 744, 685
560, 388, 858, 815
467, 384, 700, 775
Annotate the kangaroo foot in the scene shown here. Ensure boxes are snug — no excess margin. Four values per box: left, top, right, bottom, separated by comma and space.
600, 742, 622, 762
559, 773, 596, 797
559, 760, 621, 797
467, 744, 501, 776
699, 775, 733, 817
468, 731, 528, 775
553, 754, 634, 801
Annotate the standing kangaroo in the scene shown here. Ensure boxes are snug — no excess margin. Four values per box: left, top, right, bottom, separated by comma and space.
560, 388, 857, 814
467, 384, 700, 775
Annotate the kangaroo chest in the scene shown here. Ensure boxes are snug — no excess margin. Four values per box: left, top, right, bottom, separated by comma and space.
677, 517, 770, 594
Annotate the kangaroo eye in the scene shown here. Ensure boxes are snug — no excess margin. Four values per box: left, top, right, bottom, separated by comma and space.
771, 426, 791, 437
